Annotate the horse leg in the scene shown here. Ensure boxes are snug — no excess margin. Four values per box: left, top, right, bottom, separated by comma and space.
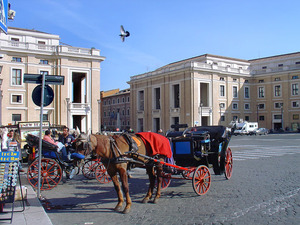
118, 164, 131, 214
142, 166, 155, 204
153, 162, 163, 204
107, 167, 124, 212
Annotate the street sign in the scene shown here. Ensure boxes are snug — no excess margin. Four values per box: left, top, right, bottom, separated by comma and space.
24, 74, 64, 85
32, 85, 54, 107
0, 0, 8, 34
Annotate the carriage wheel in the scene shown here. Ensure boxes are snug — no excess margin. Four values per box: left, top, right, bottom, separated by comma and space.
192, 165, 211, 196
27, 158, 62, 191
155, 172, 171, 190
224, 147, 233, 180
82, 159, 101, 179
95, 162, 112, 183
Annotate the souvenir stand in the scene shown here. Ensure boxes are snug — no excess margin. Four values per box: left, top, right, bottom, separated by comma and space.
0, 142, 25, 222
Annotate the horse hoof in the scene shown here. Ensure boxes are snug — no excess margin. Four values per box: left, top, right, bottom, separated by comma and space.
114, 206, 122, 212
153, 198, 159, 204
142, 198, 149, 204
122, 208, 130, 214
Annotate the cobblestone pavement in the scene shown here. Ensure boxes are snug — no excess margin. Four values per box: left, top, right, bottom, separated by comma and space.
35, 133, 299, 225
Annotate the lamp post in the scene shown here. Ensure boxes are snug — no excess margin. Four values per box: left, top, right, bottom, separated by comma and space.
66, 98, 70, 128
219, 103, 223, 125
199, 102, 203, 126
280, 103, 283, 130
256, 104, 259, 123
97, 99, 101, 133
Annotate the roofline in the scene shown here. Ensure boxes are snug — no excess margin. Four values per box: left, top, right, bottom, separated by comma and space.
249, 52, 300, 62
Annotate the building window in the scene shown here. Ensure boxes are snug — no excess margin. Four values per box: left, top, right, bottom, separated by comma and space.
11, 38, 19, 47
278, 64, 283, 67
11, 69, 22, 86
232, 103, 238, 110
275, 102, 283, 108
43, 114, 48, 121
292, 75, 299, 79
138, 90, 144, 111
154, 87, 161, 110
127, 96, 130, 102
274, 115, 282, 120
244, 103, 250, 110
258, 79, 264, 83
295, 61, 300, 65
172, 84, 180, 108
38, 41, 46, 50
292, 83, 299, 95
12, 114, 21, 123
40, 71, 49, 76
262, 66, 267, 69
117, 98, 120, 104
220, 85, 225, 97
274, 77, 281, 81
244, 87, 249, 98
274, 85, 281, 97
220, 77, 225, 81
122, 97, 125, 103
258, 103, 265, 109
245, 116, 249, 121
219, 103, 225, 108
12, 57, 22, 62
11, 94, 23, 104
232, 116, 238, 121
233, 78, 237, 82
293, 114, 299, 120
259, 116, 265, 121
221, 116, 225, 121
245, 80, 249, 83
292, 101, 299, 108
258, 87, 265, 98
127, 109, 130, 115
233, 86, 238, 98
40, 59, 49, 64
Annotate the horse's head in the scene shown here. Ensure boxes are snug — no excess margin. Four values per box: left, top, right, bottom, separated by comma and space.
73, 133, 92, 156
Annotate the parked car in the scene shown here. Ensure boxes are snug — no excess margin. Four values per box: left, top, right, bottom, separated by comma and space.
255, 128, 269, 135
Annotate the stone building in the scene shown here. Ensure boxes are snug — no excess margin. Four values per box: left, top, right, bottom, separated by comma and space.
0, 27, 105, 133
101, 88, 130, 131
128, 53, 300, 132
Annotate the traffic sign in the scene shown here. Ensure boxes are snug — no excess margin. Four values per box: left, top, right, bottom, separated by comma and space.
0, 0, 8, 34
32, 85, 54, 107
24, 74, 64, 85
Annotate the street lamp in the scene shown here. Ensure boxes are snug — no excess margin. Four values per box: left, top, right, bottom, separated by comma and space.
219, 103, 223, 125
280, 103, 283, 130
199, 101, 203, 126
66, 98, 70, 128
97, 99, 101, 133
256, 104, 259, 123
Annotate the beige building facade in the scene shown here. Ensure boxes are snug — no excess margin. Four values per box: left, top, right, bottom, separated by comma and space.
0, 27, 105, 133
128, 53, 300, 133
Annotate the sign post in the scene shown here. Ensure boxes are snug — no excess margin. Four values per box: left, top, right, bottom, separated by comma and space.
23, 74, 64, 198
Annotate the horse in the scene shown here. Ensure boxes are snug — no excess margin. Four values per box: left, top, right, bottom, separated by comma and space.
74, 132, 171, 214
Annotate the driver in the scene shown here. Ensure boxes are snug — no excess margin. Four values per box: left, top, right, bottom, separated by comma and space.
58, 126, 75, 155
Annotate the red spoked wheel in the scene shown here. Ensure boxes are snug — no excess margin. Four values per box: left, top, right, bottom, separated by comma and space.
156, 172, 171, 190
27, 158, 62, 191
82, 159, 101, 179
224, 147, 233, 180
192, 165, 211, 196
95, 162, 111, 183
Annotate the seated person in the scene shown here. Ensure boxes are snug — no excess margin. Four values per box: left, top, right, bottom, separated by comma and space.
43, 130, 70, 163
58, 126, 75, 154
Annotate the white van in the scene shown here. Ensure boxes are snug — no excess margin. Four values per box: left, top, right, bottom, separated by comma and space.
234, 122, 258, 135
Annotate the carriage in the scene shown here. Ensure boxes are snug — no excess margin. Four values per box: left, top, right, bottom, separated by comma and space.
25, 134, 110, 191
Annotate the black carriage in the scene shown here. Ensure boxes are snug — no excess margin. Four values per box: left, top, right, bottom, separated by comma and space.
167, 125, 233, 179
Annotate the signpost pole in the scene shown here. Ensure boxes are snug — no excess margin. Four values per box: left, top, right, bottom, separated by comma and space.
37, 74, 46, 198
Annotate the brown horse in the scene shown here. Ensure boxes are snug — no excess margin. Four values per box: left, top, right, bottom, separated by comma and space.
74, 133, 168, 214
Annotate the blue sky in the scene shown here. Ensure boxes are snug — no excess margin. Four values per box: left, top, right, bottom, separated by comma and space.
9, 0, 300, 91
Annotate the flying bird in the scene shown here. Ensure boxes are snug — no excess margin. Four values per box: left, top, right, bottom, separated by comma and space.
120, 25, 130, 42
